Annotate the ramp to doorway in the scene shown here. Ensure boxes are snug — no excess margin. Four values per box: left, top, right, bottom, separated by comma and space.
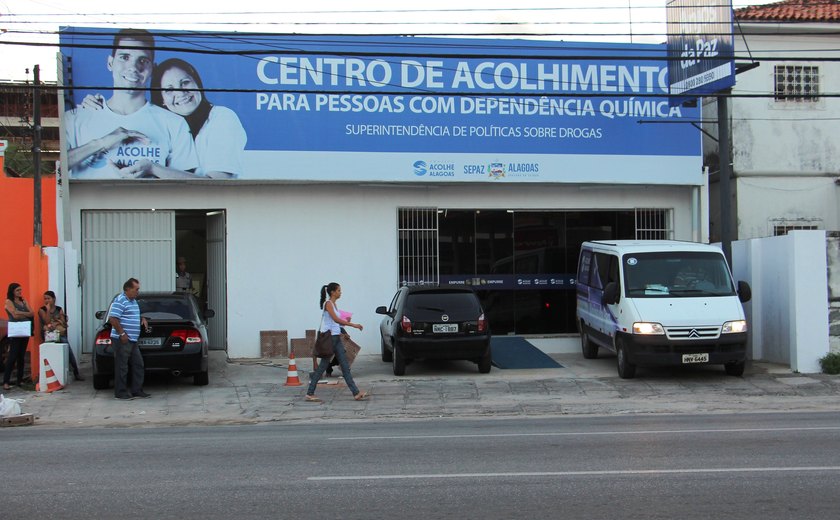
490, 336, 563, 369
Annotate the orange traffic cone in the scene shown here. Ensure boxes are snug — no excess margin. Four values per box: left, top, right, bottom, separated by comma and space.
284, 351, 302, 386
41, 359, 65, 393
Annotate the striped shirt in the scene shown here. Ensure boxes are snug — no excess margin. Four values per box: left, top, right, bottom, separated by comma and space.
108, 292, 141, 342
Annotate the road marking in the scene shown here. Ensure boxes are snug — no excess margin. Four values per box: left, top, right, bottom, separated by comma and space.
308, 466, 840, 481
328, 426, 840, 441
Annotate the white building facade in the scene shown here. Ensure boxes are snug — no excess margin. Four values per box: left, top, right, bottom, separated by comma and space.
59, 29, 706, 358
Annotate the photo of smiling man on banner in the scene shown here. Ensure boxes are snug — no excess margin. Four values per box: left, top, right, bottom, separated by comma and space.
65, 29, 200, 180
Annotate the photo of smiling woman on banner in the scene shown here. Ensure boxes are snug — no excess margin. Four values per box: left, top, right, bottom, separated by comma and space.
151, 58, 247, 179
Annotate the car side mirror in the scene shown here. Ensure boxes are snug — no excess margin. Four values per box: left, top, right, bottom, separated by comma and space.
737, 281, 752, 303
602, 282, 619, 305
375, 306, 389, 315
204, 309, 216, 319
95, 310, 106, 320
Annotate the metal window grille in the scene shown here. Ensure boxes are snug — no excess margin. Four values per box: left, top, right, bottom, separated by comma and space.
635, 208, 673, 240
774, 65, 819, 102
770, 217, 822, 236
398, 207, 439, 286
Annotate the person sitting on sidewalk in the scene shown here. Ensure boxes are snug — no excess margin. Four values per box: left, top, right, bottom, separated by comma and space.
39, 291, 84, 381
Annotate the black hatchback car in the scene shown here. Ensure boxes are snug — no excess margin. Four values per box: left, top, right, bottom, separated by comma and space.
92, 292, 215, 389
376, 286, 491, 375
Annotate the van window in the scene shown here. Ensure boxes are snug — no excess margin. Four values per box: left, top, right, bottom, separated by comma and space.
592, 252, 615, 290
622, 251, 735, 298
577, 250, 592, 286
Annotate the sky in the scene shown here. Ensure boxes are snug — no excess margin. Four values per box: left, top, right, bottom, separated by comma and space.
0, 0, 778, 82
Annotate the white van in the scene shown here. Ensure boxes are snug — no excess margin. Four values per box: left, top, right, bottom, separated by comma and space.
575, 240, 751, 378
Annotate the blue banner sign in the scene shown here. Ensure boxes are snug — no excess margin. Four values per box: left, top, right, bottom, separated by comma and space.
666, 0, 735, 99
60, 27, 701, 183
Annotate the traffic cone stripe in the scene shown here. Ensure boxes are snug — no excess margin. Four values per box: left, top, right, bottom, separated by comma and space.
42, 358, 65, 393
284, 351, 302, 386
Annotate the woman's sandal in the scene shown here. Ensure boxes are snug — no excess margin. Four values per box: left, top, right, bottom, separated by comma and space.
305, 395, 323, 403
354, 391, 370, 401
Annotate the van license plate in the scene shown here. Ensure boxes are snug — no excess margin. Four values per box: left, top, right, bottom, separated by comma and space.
432, 324, 458, 333
682, 353, 709, 364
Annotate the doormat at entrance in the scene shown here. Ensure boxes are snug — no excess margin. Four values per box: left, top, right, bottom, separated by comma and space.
490, 337, 563, 369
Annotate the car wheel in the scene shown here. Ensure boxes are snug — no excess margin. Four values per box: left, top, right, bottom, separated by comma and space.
193, 370, 209, 386
478, 347, 492, 373
580, 327, 598, 359
724, 360, 745, 377
92, 374, 110, 390
392, 344, 406, 376
381, 337, 393, 362
616, 338, 636, 379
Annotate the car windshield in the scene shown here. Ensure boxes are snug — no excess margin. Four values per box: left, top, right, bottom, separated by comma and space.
138, 298, 194, 320
622, 251, 735, 298
407, 292, 481, 314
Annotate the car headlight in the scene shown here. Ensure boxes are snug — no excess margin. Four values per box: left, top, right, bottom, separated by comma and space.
632, 322, 665, 335
722, 320, 747, 334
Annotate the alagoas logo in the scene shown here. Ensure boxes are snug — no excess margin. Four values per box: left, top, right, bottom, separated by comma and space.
488, 163, 505, 180
413, 160, 427, 176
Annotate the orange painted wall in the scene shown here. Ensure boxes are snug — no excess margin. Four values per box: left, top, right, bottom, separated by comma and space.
0, 152, 59, 380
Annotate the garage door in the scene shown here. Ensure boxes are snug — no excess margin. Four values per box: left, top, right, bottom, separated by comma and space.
81, 210, 175, 352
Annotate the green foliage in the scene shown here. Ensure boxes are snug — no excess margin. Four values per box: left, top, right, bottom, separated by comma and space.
818, 352, 840, 375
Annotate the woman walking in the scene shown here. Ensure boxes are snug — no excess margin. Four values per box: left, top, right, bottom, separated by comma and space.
4, 283, 34, 390
305, 282, 369, 402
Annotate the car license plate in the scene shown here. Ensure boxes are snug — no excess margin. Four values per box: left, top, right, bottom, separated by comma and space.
138, 337, 163, 347
432, 323, 458, 333
682, 353, 709, 364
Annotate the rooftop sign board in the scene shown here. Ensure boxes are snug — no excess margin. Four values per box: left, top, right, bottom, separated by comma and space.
666, 0, 736, 99
60, 27, 701, 184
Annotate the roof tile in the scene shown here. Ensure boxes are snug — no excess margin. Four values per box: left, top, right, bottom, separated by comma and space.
736, 0, 840, 22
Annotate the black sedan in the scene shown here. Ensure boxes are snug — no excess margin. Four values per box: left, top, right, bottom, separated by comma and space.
376, 286, 491, 375
92, 292, 215, 389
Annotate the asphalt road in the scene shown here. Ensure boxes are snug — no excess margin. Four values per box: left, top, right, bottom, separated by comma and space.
5, 412, 840, 519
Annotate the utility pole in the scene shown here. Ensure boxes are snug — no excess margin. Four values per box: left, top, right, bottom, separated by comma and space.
717, 90, 732, 266
33, 64, 43, 247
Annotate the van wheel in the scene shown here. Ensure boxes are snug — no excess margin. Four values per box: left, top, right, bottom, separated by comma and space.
724, 361, 745, 377
616, 339, 636, 379
392, 345, 406, 376
580, 329, 598, 359
381, 338, 393, 362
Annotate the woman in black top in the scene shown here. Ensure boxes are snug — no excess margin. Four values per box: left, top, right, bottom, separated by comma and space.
4, 282, 33, 390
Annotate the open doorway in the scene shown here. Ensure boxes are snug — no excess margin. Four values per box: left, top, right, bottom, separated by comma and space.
176, 210, 227, 351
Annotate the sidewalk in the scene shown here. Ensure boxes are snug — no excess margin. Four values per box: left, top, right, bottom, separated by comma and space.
6, 350, 840, 428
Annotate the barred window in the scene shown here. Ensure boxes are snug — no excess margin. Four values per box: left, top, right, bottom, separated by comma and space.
398, 208, 439, 286
770, 217, 821, 236
774, 65, 819, 102
635, 208, 673, 240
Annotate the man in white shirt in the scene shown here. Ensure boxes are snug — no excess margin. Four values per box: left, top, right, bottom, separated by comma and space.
66, 29, 199, 179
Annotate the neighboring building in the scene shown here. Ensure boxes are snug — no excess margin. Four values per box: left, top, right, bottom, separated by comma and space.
704, 0, 840, 240
0, 80, 60, 176
57, 29, 707, 359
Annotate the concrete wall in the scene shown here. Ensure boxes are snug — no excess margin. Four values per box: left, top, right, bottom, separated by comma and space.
828, 232, 840, 354
732, 230, 830, 372
66, 182, 698, 359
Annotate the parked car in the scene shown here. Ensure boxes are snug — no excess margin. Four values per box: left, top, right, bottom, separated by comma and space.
92, 292, 215, 389
376, 286, 491, 375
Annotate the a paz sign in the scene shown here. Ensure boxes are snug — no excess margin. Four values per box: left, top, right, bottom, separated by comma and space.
666, 0, 735, 100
